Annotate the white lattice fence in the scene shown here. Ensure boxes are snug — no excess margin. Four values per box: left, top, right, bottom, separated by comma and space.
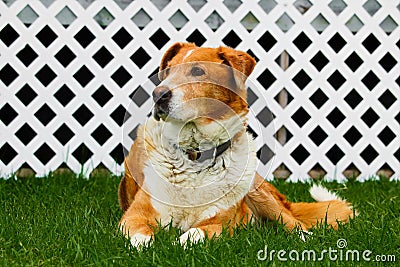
0, 0, 399, 181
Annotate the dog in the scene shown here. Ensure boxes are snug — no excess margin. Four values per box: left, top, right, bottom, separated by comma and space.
118, 42, 355, 248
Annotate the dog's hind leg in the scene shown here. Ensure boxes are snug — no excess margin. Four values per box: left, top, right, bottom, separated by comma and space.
246, 174, 355, 231
245, 174, 308, 231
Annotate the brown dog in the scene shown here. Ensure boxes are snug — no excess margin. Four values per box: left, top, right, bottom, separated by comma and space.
118, 42, 355, 248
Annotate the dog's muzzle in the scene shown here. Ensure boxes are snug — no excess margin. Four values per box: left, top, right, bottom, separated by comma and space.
152, 86, 172, 120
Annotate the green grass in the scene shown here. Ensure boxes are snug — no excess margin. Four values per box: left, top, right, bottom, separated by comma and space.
1, 173, 399, 266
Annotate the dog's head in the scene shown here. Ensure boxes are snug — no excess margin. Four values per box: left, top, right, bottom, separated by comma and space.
153, 42, 256, 125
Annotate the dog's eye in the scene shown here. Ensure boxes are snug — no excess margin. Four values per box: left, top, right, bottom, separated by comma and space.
191, 66, 205, 77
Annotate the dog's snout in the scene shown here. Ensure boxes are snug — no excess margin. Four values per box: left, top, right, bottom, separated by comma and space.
153, 86, 172, 120
152, 86, 172, 103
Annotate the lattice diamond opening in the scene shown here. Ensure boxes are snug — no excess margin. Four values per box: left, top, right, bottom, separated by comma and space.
132, 9, 152, 29
363, 0, 381, 16
92, 124, 112, 146
293, 32, 312, 52
112, 27, 133, 49
309, 126, 328, 146
56, 6, 77, 28
34, 144, 56, 165
379, 89, 397, 109
74, 26, 95, 48
311, 14, 329, 33
186, 29, 206, 46
54, 124, 75, 146
205, 11, 224, 32
72, 144, 93, 165
258, 31, 277, 52
224, 0, 242, 13
277, 13, 295, 33
74, 66, 94, 87
93, 7, 114, 28
294, 0, 312, 14
241, 12, 259, 32
363, 34, 381, 53
54, 85, 75, 107
346, 15, 364, 33
55, 46, 76, 68
328, 33, 347, 53
34, 104, 56, 126
130, 86, 151, 107
73, 105, 94, 126
0, 143, 18, 166
17, 5, 38, 27
257, 145, 274, 165
274, 89, 294, 107
345, 52, 363, 72
188, 0, 207, 12
0, 24, 19, 46
150, 29, 170, 49
16, 85, 37, 106
92, 86, 113, 107
131, 48, 151, 69
0, 64, 18, 86
380, 15, 398, 34
329, 0, 347, 16
169, 10, 188, 30
309, 88, 328, 109
36, 26, 58, 47
259, 0, 277, 14
15, 123, 37, 146
93, 46, 114, 68
344, 126, 362, 147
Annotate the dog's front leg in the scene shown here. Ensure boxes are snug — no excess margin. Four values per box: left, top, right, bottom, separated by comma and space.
179, 228, 206, 247
119, 189, 159, 249
179, 224, 222, 248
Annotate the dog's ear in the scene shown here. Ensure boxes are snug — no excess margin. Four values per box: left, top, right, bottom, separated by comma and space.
218, 47, 256, 88
159, 42, 196, 80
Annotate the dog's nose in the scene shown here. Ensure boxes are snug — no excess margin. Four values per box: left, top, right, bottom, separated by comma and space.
152, 86, 172, 103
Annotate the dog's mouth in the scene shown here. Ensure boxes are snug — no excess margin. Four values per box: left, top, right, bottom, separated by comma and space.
153, 102, 188, 122
153, 101, 172, 121
153, 105, 166, 121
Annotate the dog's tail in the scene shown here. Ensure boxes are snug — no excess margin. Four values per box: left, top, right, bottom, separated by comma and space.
246, 176, 356, 230
289, 185, 356, 229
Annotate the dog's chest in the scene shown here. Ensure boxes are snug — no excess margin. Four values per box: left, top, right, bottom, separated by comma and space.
142, 143, 256, 230
140, 119, 257, 230
142, 157, 249, 231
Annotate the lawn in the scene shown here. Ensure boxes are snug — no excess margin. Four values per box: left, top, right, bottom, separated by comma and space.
1, 172, 399, 266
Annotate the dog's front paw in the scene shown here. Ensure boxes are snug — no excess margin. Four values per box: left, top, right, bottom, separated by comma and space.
179, 228, 205, 248
130, 233, 152, 249
297, 230, 313, 242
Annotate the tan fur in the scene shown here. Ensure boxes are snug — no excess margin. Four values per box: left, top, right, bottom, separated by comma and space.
118, 43, 355, 244
119, 188, 159, 237
195, 199, 252, 238
118, 125, 145, 211
246, 174, 354, 230
289, 201, 354, 230
158, 43, 254, 122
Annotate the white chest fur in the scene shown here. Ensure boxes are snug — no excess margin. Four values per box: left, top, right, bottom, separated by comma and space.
141, 118, 257, 231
